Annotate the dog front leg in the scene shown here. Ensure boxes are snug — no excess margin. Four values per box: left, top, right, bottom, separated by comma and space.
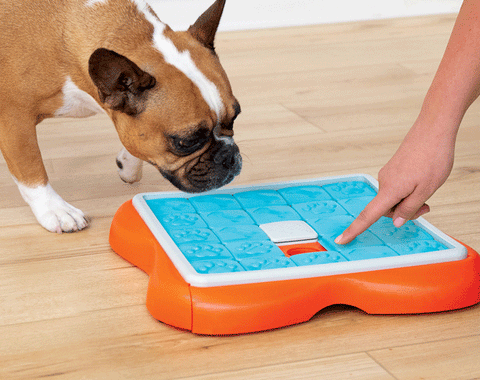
116, 147, 143, 183
0, 120, 88, 233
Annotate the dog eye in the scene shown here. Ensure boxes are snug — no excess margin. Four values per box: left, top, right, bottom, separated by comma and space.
172, 134, 209, 155
176, 138, 199, 150
170, 127, 210, 155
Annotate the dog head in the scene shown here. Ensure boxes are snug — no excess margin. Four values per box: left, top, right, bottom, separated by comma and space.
88, 0, 241, 193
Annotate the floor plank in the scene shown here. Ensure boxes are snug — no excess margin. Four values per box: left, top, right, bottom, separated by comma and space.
175, 353, 396, 380
1, 14, 480, 380
369, 335, 480, 380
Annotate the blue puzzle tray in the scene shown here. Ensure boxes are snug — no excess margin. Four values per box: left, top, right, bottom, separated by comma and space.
110, 174, 480, 334
132, 174, 466, 287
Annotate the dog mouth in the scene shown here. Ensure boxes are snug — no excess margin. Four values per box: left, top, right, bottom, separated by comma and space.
157, 143, 242, 193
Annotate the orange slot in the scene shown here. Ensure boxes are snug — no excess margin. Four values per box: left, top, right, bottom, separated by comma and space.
279, 241, 327, 257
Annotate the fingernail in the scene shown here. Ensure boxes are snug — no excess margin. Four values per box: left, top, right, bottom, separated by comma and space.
334, 234, 343, 244
393, 217, 406, 228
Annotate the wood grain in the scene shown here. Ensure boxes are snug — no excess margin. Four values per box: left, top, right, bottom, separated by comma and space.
1, 14, 479, 380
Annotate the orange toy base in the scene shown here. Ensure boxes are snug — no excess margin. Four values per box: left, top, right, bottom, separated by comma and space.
110, 200, 480, 335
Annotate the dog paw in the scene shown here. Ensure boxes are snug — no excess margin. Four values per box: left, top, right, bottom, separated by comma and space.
16, 181, 88, 233
116, 147, 143, 183
36, 201, 89, 233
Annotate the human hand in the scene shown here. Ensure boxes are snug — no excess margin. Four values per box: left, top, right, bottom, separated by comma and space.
335, 118, 457, 245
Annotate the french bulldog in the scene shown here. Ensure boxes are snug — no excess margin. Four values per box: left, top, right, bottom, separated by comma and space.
0, 0, 242, 233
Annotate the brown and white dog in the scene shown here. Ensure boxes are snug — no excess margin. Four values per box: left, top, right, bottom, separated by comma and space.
0, 0, 242, 233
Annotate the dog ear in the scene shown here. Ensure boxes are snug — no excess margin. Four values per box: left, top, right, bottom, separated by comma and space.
88, 48, 156, 116
188, 0, 226, 51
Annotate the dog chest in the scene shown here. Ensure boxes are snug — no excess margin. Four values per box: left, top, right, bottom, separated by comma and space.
54, 77, 105, 118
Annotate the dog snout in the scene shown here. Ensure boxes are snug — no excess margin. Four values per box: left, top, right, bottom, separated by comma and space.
213, 143, 241, 171
157, 141, 242, 194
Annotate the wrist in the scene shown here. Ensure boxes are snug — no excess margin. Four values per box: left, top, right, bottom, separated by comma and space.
420, 93, 464, 127
416, 93, 463, 140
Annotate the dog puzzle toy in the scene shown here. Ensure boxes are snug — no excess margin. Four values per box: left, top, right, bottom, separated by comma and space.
110, 174, 480, 335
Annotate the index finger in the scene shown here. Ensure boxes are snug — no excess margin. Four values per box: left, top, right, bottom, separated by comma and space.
334, 191, 399, 245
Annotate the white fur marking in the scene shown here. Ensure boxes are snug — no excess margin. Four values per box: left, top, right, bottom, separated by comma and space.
85, 0, 108, 7
212, 124, 234, 145
132, 0, 225, 121
116, 147, 143, 183
15, 180, 88, 233
55, 77, 105, 118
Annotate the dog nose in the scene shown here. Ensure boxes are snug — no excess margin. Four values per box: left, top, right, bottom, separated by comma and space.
214, 148, 233, 167
213, 144, 240, 169
223, 153, 236, 169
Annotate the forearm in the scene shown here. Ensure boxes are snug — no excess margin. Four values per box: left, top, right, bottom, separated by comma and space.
335, 1, 480, 245
420, 0, 480, 130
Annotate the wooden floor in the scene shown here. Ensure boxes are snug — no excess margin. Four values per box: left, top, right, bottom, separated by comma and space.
1, 14, 480, 380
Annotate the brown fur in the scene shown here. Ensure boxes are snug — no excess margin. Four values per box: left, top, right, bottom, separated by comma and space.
0, 0, 241, 193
